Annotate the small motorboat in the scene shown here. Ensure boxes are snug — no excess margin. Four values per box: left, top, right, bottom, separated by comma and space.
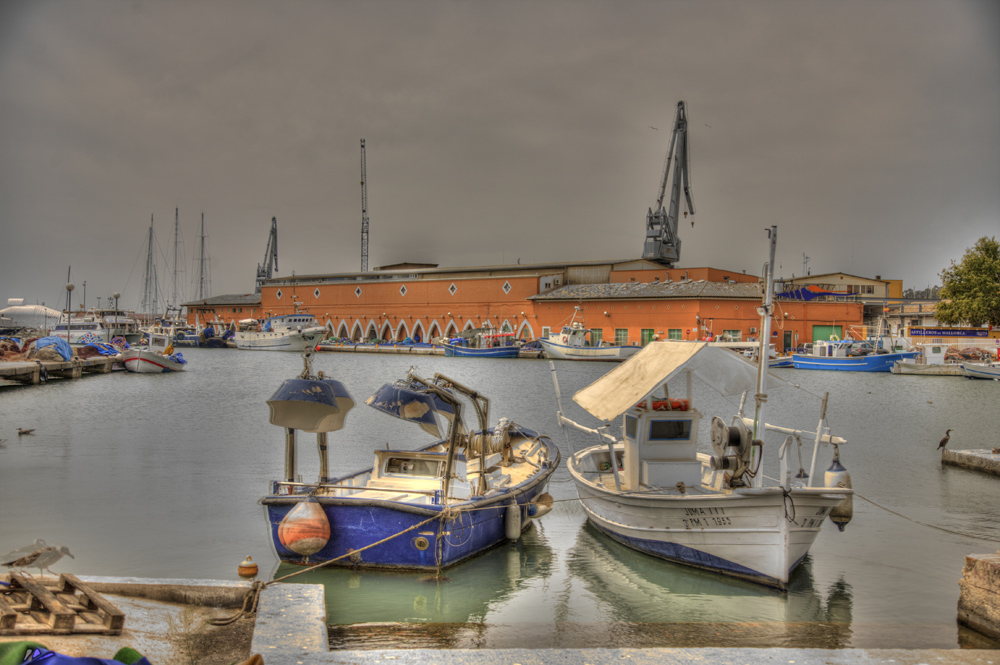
122, 331, 187, 373
960, 361, 1000, 381
260, 353, 559, 570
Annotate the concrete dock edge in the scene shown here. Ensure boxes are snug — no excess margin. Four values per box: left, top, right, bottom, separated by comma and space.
942, 449, 1000, 476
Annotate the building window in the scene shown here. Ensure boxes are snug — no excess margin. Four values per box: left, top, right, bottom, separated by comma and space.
668, 329, 682, 340
641, 329, 655, 345
722, 329, 742, 341
590, 328, 603, 345
541, 326, 551, 339
615, 329, 628, 346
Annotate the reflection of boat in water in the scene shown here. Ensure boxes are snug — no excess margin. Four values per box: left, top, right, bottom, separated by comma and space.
566, 521, 853, 646
270, 521, 555, 631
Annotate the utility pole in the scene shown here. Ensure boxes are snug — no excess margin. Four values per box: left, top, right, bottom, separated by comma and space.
360, 138, 369, 273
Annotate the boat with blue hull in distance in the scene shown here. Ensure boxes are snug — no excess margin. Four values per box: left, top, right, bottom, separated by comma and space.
259, 356, 559, 570
791, 339, 917, 372
443, 330, 521, 358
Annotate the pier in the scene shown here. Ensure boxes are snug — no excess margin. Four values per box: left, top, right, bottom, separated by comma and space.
0, 357, 119, 385
942, 449, 1000, 477
315, 343, 445, 355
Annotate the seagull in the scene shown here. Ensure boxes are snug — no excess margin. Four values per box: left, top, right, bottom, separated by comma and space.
17, 428, 34, 435
1, 539, 47, 568
2, 545, 74, 576
937, 429, 952, 450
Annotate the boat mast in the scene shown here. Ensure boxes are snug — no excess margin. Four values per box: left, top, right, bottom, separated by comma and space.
141, 215, 159, 319
751, 225, 778, 488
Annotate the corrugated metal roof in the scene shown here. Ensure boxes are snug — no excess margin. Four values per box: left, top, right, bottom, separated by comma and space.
528, 280, 762, 301
182, 293, 261, 307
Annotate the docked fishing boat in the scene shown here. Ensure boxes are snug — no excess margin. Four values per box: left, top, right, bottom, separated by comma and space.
443, 330, 521, 358
539, 309, 641, 361
234, 314, 326, 351
791, 339, 917, 372
891, 343, 965, 376
710, 341, 792, 368
260, 354, 559, 570
552, 227, 853, 590
960, 362, 1000, 381
123, 329, 187, 373
53, 311, 110, 345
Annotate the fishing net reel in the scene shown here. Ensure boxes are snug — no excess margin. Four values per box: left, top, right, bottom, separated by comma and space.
709, 416, 754, 486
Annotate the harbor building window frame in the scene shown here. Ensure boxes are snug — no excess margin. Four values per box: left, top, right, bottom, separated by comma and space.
668, 329, 682, 340
641, 329, 655, 346
590, 328, 603, 345
722, 329, 743, 341
541, 326, 551, 339
615, 329, 628, 346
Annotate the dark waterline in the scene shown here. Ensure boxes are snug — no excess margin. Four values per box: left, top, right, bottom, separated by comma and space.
1, 348, 998, 649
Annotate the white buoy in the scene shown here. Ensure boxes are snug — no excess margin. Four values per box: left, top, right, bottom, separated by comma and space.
504, 501, 522, 541
824, 445, 853, 532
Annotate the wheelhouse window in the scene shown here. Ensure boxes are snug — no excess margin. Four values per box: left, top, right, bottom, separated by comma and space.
385, 457, 442, 477
625, 415, 638, 439
649, 419, 692, 441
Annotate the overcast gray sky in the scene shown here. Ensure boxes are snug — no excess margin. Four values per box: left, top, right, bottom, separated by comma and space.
1, 0, 997, 312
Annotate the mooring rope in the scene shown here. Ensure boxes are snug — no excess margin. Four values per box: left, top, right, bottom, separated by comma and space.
855, 492, 1000, 544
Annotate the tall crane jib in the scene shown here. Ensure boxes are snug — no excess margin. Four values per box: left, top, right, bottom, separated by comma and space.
360, 138, 369, 273
255, 216, 278, 294
642, 100, 696, 267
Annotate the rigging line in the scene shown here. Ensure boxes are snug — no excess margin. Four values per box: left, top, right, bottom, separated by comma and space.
855, 492, 1000, 544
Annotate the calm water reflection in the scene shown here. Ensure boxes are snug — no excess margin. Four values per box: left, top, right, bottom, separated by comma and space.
1, 347, 998, 649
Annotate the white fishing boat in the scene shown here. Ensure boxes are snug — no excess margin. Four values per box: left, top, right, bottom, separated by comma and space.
234, 314, 327, 351
551, 227, 853, 590
122, 329, 187, 373
960, 362, 1000, 381
891, 343, 965, 376
539, 308, 641, 361
52, 311, 110, 345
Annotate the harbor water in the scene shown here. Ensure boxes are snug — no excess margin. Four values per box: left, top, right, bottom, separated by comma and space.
1, 348, 998, 650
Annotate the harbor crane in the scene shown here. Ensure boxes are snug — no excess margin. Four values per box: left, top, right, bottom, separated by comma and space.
642, 100, 696, 266
255, 216, 278, 294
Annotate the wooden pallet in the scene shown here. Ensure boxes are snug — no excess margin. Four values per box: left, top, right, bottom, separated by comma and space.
0, 573, 125, 635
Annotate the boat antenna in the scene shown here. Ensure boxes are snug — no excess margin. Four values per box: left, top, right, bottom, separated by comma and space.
751, 225, 778, 488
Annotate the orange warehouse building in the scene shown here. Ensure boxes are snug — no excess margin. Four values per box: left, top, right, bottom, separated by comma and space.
185, 258, 862, 351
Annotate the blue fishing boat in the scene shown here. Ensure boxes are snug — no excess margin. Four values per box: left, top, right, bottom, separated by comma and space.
259, 353, 559, 570
791, 339, 917, 372
443, 331, 521, 358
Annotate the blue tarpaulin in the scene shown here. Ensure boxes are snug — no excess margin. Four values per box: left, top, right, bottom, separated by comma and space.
35, 336, 73, 361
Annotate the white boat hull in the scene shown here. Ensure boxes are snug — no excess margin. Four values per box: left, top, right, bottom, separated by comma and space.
569, 447, 847, 589
234, 327, 326, 351
891, 361, 965, 376
122, 349, 186, 373
539, 339, 641, 361
961, 362, 1000, 380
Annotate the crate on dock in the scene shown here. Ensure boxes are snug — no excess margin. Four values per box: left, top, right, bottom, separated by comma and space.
0, 573, 125, 635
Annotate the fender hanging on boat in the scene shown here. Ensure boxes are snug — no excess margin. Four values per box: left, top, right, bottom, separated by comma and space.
824, 445, 853, 532
278, 496, 331, 556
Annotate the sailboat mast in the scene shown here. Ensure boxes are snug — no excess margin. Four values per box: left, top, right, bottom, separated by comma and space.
196, 212, 209, 299
172, 207, 179, 308
751, 225, 777, 488
141, 215, 159, 318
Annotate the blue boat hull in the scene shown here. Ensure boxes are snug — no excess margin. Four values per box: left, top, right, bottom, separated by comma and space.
261, 442, 559, 569
444, 344, 520, 358
791, 351, 918, 372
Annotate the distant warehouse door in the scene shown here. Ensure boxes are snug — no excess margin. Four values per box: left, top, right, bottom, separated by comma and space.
811, 325, 843, 342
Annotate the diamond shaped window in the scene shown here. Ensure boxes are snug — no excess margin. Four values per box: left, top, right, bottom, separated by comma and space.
313, 288, 321, 299
355, 286, 362, 298
399, 284, 407, 297
502, 281, 512, 295
275, 289, 283, 300
449, 283, 457, 296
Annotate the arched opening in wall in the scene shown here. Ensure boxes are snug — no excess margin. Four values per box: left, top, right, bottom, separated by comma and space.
365, 323, 377, 341
517, 321, 535, 340
397, 322, 410, 342
428, 323, 440, 341
500, 319, 513, 333
351, 322, 364, 342
380, 322, 393, 342
411, 322, 424, 343
463, 320, 477, 332
445, 322, 458, 338
337, 322, 349, 339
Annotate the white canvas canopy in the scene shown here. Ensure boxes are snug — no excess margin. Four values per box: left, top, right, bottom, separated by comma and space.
0, 304, 63, 329
572, 341, 786, 423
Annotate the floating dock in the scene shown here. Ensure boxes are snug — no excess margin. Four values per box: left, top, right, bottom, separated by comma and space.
942, 449, 1000, 477
0, 357, 120, 385
315, 343, 445, 355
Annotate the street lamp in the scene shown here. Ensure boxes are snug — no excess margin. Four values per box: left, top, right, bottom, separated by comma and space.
65, 283, 74, 340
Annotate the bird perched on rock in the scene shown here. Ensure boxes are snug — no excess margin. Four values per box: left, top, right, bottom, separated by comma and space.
1, 544, 73, 576
17, 428, 34, 435
937, 429, 952, 450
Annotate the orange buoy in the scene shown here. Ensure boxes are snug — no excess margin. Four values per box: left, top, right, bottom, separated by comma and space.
238, 555, 258, 577
278, 496, 331, 557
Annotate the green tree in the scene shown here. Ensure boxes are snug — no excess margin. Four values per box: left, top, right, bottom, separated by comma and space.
936, 236, 1000, 328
